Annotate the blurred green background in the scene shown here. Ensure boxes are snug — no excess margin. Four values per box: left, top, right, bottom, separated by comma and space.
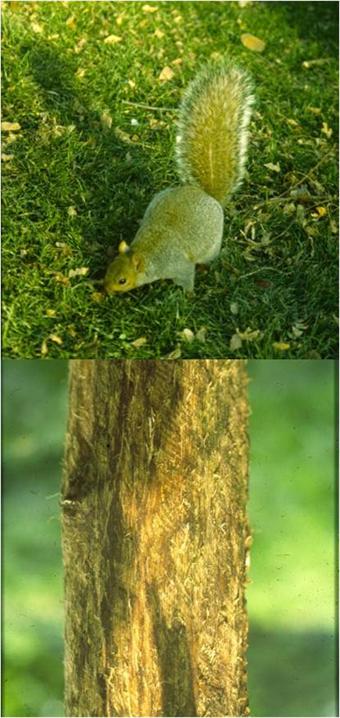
3, 360, 336, 717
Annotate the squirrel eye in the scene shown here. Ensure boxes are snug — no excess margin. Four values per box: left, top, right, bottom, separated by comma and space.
118, 278, 127, 285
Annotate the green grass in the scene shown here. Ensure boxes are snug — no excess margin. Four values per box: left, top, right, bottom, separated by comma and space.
2, 1, 338, 358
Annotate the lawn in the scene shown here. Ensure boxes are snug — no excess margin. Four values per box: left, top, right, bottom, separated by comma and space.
2, 1, 338, 358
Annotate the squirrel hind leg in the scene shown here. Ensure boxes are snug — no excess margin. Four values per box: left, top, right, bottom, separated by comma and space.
173, 265, 195, 292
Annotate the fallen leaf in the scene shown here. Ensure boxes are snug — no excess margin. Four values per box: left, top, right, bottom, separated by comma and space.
49, 334, 63, 345
159, 66, 175, 82
91, 291, 105, 303
103, 34, 122, 45
238, 328, 261, 341
142, 3, 158, 11
74, 37, 87, 53
1, 153, 14, 161
230, 333, 243, 351
178, 328, 194, 342
165, 346, 182, 359
154, 28, 165, 38
41, 339, 48, 356
75, 68, 86, 79
311, 205, 327, 219
240, 33, 266, 52
66, 14, 76, 28
1, 121, 21, 132
67, 206, 77, 217
321, 122, 332, 138
100, 111, 113, 129
31, 21, 43, 33
46, 309, 57, 317
195, 327, 207, 342
264, 162, 281, 173
114, 127, 132, 144
230, 302, 239, 315
273, 341, 290, 351
68, 267, 89, 278
131, 336, 148, 348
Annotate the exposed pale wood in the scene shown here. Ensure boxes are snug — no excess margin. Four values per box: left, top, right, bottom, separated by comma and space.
62, 360, 250, 717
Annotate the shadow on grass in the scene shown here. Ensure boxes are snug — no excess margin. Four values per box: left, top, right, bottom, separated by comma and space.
20, 39, 157, 277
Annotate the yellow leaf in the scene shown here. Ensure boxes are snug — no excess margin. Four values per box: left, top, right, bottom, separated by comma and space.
315, 206, 327, 217
100, 111, 113, 129
165, 346, 182, 359
131, 336, 148, 348
264, 162, 281, 173
31, 21, 43, 33
321, 122, 332, 138
154, 28, 165, 38
159, 66, 175, 82
1, 153, 14, 162
67, 206, 77, 217
41, 339, 49, 356
49, 334, 63, 345
1, 121, 21, 132
273, 341, 290, 351
240, 33, 266, 52
68, 267, 89, 278
66, 15, 76, 28
46, 309, 57, 317
91, 291, 105, 303
103, 34, 122, 45
142, 4, 158, 12
75, 68, 86, 79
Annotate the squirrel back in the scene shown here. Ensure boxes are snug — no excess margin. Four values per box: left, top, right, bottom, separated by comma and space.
104, 62, 254, 294
176, 63, 254, 206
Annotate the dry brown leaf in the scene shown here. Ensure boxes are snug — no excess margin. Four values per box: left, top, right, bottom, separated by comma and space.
159, 66, 175, 82
2, 121, 21, 132
240, 33, 266, 52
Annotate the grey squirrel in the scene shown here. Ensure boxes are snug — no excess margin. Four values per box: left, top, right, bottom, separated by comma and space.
104, 63, 254, 293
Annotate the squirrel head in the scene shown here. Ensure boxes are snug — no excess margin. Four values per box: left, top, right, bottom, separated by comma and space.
104, 241, 143, 294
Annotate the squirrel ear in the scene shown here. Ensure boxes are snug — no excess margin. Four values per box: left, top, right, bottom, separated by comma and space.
118, 241, 130, 254
132, 254, 143, 271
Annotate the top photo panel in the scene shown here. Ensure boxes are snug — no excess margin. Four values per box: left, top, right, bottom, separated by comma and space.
2, 1, 338, 359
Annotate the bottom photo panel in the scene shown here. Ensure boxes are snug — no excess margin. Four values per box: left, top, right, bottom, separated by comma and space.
3, 359, 337, 718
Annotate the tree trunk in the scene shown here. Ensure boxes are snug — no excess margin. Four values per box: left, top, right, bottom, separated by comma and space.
62, 360, 250, 718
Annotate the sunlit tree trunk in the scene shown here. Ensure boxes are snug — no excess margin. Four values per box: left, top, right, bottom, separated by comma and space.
62, 360, 250, 717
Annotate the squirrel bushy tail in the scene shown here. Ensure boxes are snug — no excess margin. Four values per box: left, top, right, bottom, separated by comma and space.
176, 63, 254, 206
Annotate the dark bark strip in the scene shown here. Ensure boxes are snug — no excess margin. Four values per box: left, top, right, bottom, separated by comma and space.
62, 360, 250, 717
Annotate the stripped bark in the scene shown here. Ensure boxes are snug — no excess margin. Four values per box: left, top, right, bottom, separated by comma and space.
62, 360, 250, 717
